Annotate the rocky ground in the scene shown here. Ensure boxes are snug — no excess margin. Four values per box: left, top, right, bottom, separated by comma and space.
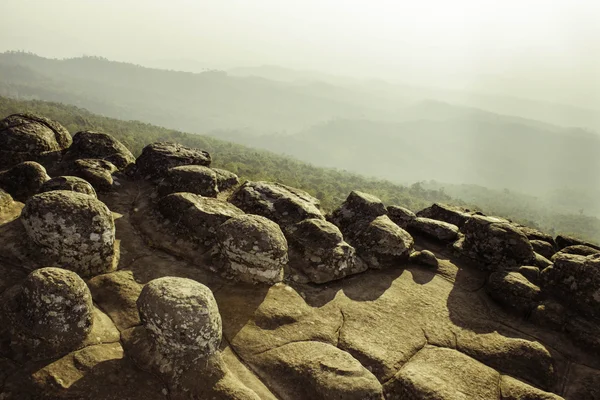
0, 113, 599, 399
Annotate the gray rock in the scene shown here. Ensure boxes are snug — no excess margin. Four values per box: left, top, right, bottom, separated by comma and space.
518, 266, 541, 284
229, 181, 324, 227
409, 217, 459, 242
157, 165, 218, 198
136, 142, 211, 180
352, 215, 414, 269
409, 250, 439, 268
531, 299, 567, 330
62, 158, 118, 192
329, 191, 387, 237
158, 192, 244, 246
286, 218, 367, 283
212, 168, 239, 191
2, 267, 93, 358
62, 130, 135, 170
530, 239, 556, 260
486, 271, 541, 314
21, 190, 117, 277
460, 215, 535, 269
216, 214, 288, 284
0, 161, 50, 202
416, 203, 475, 228
534, 252, 552, 270
39, 175, 97, 198
0, 113, 71, 169
387, 205, 415, 229
137, 277, 222, 360
555, 234, 600, 251
515, 225, 556, 247
558, 244, 600, 257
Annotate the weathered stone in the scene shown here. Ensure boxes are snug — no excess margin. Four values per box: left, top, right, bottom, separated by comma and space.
534, 252, 552, 270
329, 190, 387, 236
286, 218, 367, 283
216, 214, 288, 284
541, 253, 600, 319
229, 180, 324, 227
137, 277, 222, 360
213, 168, 240, 191
62, 158, 118, 192
530, 299, 568, 330
555, 234, 600, 251
251, 341, 383, 400
416, 203, 474, 228
352, 215, 414, 269
0, 161, 50, 202
530, 239, 556, 260
515, 225, 556, 247
136, 142, 211, 180
0, 113, 71, 169
62, 130, 135, 170
383, 346, 500, 400
460, 215, 535, 269
0, 188, 13, 211
564, 315, 600, 354
21, 191, 117, 277
558, 244, 600, 257
564, 363, 600, 400
486, 271, 541, 314
158, 192, 244, 246
387, 205, 416, 229
518, 266, 540, 284
409, 217, 459, 242
157, 165, 218, 198
2, 267, 93, 357
39, 176, 97, 198
500, 375, 564, 400
409, 250, 439, 268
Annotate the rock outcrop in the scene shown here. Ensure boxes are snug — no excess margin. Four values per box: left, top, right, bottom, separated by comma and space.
409, 216, 459, 242
61, 158, 118, 192
62, 130, 135, 171
39, 175, 97, 198
157, 165, 219, 198
0, 161, 50, 202
416, 202, 475, 228
136, 142, 211, 180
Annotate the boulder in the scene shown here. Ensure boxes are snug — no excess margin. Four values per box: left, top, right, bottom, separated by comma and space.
62, 158, 118, 192
212, 168, 240, 191
0, 161, 50, 202
0, 113, 71, 169
541, 253, 600, 319
229, 181, 324, 227
158, 192, 244, 246
136, 277, 222, 360
2, 267, 93, 358
534, 252, 552, 270
558, 244, 600, 257
460, 215, 535, 269
136, 142, 211, 180
251, 341, 383, 400
216, 214, 288, 284
515, 225, 556, 247
0, 188, 13, 212
530, 299, 567, 331
386, 205, 415, 229
408, 217, 459, 242
157, 165, 218, 198
500, 375, 564, 400
518, 266, 541, 284
21, 190, 117, 277
329, 191, 386, 237
409, 249, 439, 268
416, 203, 474, 228
555, 234, 600, 251
530, 239, 556, 260
486, 271, 541, 314
286, 218, 367, 283
38, 176, 97, 198
352, 215, 414, 269
62, 130, 135, 170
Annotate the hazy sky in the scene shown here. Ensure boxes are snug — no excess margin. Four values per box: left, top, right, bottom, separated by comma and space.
2, 0, 599, 106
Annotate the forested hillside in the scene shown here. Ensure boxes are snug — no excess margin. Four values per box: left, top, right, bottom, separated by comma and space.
1, 96, 599, 243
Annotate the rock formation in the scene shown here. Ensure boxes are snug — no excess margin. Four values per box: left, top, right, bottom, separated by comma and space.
39, 175, 97, 197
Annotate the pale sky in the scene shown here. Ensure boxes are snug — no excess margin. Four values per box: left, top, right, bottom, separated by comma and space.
1, 0, 599, 106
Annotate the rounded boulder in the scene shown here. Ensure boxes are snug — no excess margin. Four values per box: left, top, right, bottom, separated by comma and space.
39, 176, 97, 198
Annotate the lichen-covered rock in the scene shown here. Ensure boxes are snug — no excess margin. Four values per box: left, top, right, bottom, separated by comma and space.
531, 239, 556, 260
136, 142, 211, 180
329, 191, 387, 237
515, 225, 557, 247
229, 180, 324, 227
21, 190, 117, 277
460, 215, 535, 269
541, 253, 600, 319
0, 187, 13, 212
416, 203, 475, 228
213, 168, 239, 191
500, 375, 564, 400
286, 218, 367, 283
39, 176, 97, 198
486, 271, 541, 314
409, 217, 459, 242
555, 234, 600, 251
558, 244, 600, 257
216, 214, 288, 284
0, 161, 50, 202
136, 277, 222, 359
534, 252, 552, 270
62, 158, 118, 192
352, 215, 414, 269
157, 165, 218, 198
386, 205, 416, 229
158, 192, 244, 246
409, 250, 439, 268
62, 130, 135, 170
0, 113, 71, 169
2, 267, 93, 358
